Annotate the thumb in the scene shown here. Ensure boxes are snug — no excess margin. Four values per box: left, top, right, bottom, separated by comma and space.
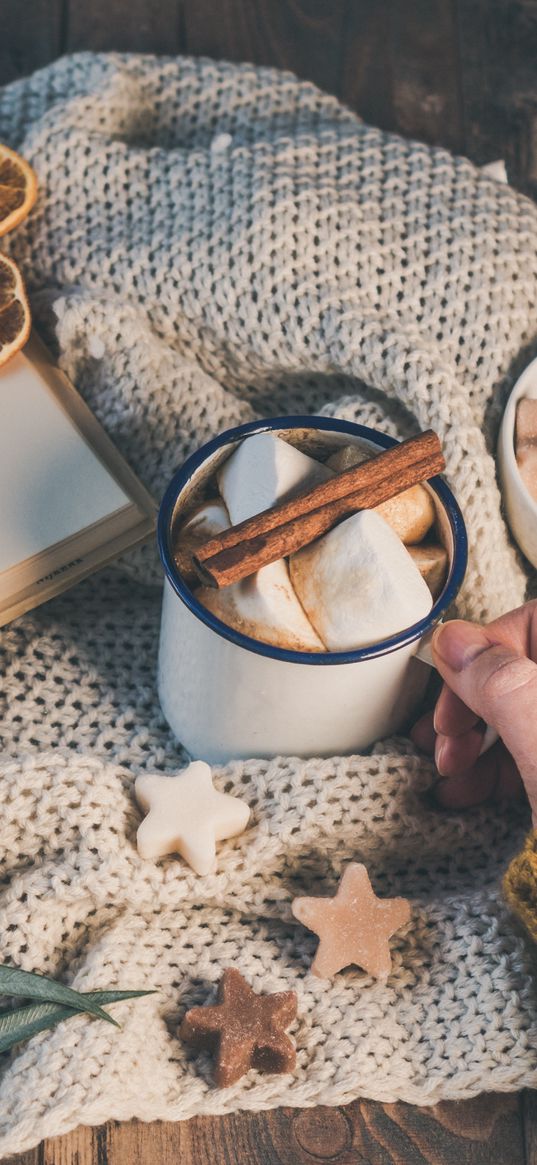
432, 620, 537, 798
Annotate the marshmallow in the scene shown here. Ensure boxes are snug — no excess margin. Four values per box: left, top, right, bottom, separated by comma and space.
517, 447, 537, 503
516, 398, 537, 451
517, 399, 537, 444
290, 509, 433, 650
218, 432, 332, 524
326, 443, 435, 544
515, 402, 537, 502
375, 486, 435, 544
197, 433, 328, 650
175, 499, 230, 583
515, 398, 537, 501
181, 499, 230, 541
326, 445, 370, 472
408, 542, 448, 598
199, 560, 325, 651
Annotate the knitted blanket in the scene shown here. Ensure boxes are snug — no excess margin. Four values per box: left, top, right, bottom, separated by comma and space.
0, 51, 537, 1157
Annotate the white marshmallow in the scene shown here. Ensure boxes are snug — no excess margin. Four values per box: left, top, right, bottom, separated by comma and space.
327, 445, 435, 544
218, 432, 332, 524
196, 433, 328, 650
200, 559, 325, 651
408, 542, 448, 598
175, 499, 230, 584
290, 509, 433, 650
181, 499, 230, 541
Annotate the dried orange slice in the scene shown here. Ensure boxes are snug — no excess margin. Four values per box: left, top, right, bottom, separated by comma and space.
0, 143, 37, 237
0, 253, 31, 367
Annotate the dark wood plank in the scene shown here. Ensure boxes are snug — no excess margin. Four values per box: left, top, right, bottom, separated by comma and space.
64, 0, 185, 57
183, 0, 348, 102
0, 0, 63, 84
457, 0, 537, 196
5, 1092, 527, 1164
389, 0, 462, 151
2, 1148, 39, 1165
348, 1094, 524, 1164
338, 1, 396, 133
341, 0, 463, 151
523, 1089, 537, 1165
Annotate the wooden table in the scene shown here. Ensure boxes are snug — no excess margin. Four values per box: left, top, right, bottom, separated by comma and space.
5, 1092, 537, 1164
2, 2, 537, 1161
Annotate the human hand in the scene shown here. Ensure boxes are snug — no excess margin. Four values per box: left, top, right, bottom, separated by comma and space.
411, 601, 537, 823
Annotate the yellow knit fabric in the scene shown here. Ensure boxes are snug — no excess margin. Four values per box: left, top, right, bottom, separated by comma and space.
504, 831, 537, 944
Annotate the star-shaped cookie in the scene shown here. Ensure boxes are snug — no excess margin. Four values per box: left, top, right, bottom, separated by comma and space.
134, 761, 250, 876
292, 863, 410, 980
180, 968, 297, 1087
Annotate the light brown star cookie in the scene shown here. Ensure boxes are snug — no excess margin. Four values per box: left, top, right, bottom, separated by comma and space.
292, 863, 411, 980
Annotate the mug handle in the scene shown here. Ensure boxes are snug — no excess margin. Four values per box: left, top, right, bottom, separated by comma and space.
415, 624, 498, 757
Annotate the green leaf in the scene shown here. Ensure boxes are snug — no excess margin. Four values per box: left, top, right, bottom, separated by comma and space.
0, 988, 156, 1053
0, 963, 125, 1026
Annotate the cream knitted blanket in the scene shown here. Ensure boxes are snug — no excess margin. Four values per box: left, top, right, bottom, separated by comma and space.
0, 51, 537, 1157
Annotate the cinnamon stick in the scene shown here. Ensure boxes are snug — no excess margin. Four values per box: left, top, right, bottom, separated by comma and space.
191, 430, 445, 588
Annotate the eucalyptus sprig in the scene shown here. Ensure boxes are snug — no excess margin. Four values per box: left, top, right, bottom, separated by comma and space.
0, 962, 155, 1053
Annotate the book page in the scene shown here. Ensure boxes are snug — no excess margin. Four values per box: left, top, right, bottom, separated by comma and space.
0, 352, 131, 574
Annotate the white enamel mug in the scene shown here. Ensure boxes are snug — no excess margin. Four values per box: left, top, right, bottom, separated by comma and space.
498, 353, 537, 569
157, 417, 468, 763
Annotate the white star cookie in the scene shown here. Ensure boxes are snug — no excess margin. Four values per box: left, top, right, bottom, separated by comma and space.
134, 762, 250, 876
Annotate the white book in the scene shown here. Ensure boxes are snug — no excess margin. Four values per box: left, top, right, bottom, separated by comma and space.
0, 332, 156, 626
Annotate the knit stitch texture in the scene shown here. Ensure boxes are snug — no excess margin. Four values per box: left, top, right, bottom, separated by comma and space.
0, 51, 537, 1156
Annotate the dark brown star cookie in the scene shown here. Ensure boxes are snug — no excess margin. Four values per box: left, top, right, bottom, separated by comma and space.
180, 968, 297, 1087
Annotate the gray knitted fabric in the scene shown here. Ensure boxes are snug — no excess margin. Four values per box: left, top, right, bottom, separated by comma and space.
0, 51, 537, 1157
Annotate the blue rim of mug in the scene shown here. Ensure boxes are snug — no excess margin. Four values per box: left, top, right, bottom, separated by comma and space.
158, 415, 468, 665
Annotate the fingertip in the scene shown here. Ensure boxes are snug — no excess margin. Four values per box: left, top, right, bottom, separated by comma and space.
432, 621, 490, 674
434, 734, 448, 776
434, 726, 486, 777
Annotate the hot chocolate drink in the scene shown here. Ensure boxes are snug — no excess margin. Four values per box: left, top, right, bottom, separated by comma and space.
175, 432, 448, 652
